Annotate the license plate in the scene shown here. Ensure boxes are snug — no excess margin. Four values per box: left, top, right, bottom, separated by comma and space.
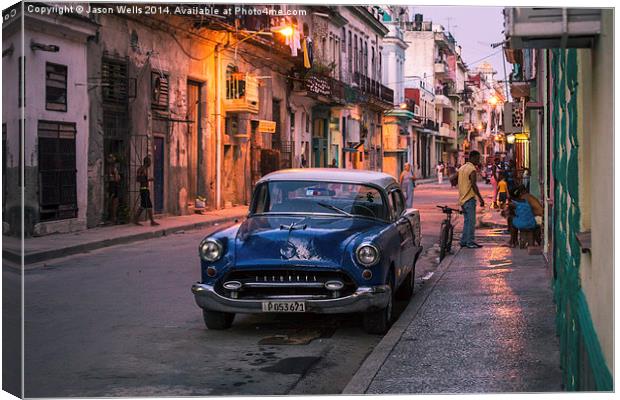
261, 301, 306, 313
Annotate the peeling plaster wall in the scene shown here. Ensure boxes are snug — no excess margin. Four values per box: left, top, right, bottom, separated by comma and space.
94, 15, 215, 216
1, 18, 94, 236
1, 26, 23, 235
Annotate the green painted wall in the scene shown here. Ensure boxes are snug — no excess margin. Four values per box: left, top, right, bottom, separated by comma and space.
550, 48, 612, 392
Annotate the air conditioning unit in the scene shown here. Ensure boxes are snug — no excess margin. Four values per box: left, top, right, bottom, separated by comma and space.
505, 8, 602, 48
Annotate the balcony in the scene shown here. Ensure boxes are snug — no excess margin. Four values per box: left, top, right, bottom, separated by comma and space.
353, 72, 394, 107
504, 7, 602, 49
439, 123, 456, 139
224, 72, 259, 113
434, 61, 448, 75
293, 72, 346, 105
192, 8, 293, 56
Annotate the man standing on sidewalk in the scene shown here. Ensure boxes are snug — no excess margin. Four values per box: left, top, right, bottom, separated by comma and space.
458, 150, 484, 249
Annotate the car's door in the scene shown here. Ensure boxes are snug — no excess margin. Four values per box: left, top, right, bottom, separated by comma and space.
390, 187, 415, 284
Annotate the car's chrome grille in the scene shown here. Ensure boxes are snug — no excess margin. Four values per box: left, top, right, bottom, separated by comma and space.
219, 269, 357, 300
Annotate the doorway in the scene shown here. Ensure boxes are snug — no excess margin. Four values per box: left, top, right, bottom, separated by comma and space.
186, 80, 204, 202
153, 136, 165, 213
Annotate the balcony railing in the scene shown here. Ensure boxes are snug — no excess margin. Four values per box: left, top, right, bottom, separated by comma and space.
381, 85, 394, 104
294, 72, 347, 104
224, 72, 259, 113
424, 120, 439, 131
353, 72, 394, 105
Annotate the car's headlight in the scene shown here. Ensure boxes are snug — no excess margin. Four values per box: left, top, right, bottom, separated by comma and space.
199, 238, 223, 262
356, 243, 380, 267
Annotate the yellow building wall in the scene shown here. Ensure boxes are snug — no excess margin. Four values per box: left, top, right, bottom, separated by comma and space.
577, 9, 614, 375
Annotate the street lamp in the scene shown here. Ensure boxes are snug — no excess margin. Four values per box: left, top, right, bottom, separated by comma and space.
506, 134, 516, 144
273, 25, 294, 37
488, 95, 499, 106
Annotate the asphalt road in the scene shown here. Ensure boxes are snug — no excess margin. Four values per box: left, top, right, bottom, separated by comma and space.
21, 182, 475, 397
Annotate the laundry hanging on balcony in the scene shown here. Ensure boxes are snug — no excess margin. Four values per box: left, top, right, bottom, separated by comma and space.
302, 37, 313, 69
285, 26, 302, 57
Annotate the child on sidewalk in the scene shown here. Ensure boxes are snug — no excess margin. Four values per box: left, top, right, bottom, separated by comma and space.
497, 174, 509, 207
504, 185, 544, 247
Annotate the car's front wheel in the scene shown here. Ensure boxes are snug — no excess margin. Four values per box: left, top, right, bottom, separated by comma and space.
395, 265, 415, 300
363, 273, 394, 334
202, 309, 235, 330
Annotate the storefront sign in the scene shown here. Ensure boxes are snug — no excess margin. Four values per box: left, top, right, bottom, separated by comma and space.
258, 120, 276, 134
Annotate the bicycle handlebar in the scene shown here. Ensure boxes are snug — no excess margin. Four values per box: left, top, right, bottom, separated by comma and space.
436, 205, 462, 214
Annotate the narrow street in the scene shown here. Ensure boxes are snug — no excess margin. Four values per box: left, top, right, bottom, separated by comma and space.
20, 182, 481, 397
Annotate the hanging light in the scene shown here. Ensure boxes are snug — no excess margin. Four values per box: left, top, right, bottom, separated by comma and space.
506, 134, 516, 144
272, 25, 294, 37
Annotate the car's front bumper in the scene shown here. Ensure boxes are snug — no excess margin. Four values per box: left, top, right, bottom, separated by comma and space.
191, 283, 391, 314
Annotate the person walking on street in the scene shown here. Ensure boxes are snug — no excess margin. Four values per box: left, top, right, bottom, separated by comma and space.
399, 162, 416, 208
436, 161, 444, 184
133, 156, 160, 226
490, 158, 500, 208
458, 150, 485, 249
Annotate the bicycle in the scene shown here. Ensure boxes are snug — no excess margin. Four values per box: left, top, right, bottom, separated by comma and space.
436, 205, 463, 261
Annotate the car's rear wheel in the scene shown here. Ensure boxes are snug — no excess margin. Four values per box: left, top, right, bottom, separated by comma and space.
202, 309, 235, 330
363, 272, 394, 334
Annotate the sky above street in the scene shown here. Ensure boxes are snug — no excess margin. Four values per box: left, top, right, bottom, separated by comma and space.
409, 6, 507, 81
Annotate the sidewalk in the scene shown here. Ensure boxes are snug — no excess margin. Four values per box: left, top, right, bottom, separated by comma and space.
344, 207, 562, 394
2, 206, 248, 265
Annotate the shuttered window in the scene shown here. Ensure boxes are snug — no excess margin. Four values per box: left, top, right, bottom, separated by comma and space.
151, 71, 169, 112
45, 62, 67, 111
38, 121, 77, 221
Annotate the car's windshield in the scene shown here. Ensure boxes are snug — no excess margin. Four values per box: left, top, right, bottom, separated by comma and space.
251, 181, 388, 220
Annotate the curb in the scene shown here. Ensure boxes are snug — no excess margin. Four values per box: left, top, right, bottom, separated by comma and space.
342, 247, 461, 394
2, 214, 245, 266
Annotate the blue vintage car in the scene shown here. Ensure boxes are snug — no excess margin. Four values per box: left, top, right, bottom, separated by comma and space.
191, 169, 423, 334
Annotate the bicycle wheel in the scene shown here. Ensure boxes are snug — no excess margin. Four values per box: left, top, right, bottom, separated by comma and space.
446, 225, 454, 253
439, 222, 449, 261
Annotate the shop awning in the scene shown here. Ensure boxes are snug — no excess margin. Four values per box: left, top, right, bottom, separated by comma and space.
384, 109, 416, 120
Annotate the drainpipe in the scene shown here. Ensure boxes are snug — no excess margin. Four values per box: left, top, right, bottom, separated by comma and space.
215, 44, 222, 209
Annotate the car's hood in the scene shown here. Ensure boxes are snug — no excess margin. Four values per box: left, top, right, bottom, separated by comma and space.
234, 215, 385, 267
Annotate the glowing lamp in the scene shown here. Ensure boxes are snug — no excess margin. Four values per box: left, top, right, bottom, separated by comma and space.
273, 26, 294, 37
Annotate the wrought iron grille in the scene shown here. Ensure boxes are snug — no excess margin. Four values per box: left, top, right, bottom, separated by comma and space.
37, 121, 77, 221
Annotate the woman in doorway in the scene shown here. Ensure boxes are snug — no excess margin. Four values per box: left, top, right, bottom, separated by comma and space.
399, 162, 416, 208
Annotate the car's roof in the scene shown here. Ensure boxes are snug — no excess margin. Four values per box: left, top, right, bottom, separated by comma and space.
257, 168, 398, 188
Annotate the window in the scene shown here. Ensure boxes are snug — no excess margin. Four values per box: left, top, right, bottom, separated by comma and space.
18, 57, 25, 108
354, 35, 358, 75
45, 63, 67, 111
364, 41, 368, 77
251, 181, 389, 220
371, 48, 376, 80
102, 58, 129, 105
391, 189, 405, 219
348, 31, 352, 76
38, 121, 77, 221
151, 71, 170, 112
